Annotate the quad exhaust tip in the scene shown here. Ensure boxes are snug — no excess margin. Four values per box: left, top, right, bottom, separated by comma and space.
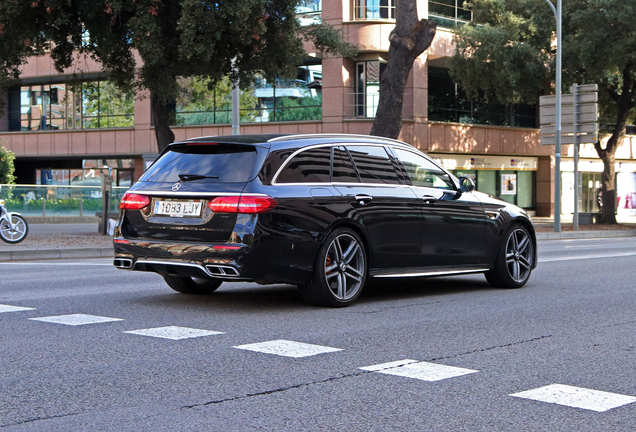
114, 258, 133, 269
206, 265, 240, 277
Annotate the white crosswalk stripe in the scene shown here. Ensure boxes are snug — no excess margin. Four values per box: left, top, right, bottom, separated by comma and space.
29, 314, 124, 326
0, 304, 35, 313
234, 339, 343, 358
124, 326, 225, 340
510, 384, 636, 412
360, 359, 478, 382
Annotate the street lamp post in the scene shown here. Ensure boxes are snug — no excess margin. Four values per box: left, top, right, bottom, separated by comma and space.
543, 0, 562, 232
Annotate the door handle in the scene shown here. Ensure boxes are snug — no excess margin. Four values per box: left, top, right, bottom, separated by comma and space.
355, 194, 373, 204
422, 195, 437, 204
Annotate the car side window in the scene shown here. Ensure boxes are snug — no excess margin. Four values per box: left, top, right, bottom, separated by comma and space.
276, 147, 332, 183
332, 146, 360, 183
393, 148, 455, 190
346, 145, 401, 184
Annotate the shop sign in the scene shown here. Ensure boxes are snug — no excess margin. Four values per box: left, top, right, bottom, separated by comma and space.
501, 174, 517, 195
429, 154, 538, 171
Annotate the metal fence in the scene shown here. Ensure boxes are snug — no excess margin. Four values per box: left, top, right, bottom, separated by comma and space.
0, 184, 129, 217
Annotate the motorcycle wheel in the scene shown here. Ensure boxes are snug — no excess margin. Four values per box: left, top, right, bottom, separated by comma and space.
0, 215, 29, 243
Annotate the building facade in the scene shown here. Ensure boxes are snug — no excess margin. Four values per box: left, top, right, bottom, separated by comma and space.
2, 0, 636, 217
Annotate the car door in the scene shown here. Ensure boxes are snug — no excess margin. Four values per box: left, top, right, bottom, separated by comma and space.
332, 144, 423, 269
391, 147, 486, 268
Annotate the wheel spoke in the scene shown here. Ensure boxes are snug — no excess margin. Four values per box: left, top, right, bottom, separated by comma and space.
334, 238, 344, 261
519, 256, 531, 269
343, 243, 360, 264
512, 261, 520, 281
346, 265, 363, 277
325, 269, 339, 280
517, 235, 529, 254
337, 273, 346, 298
344, 270, 361, 282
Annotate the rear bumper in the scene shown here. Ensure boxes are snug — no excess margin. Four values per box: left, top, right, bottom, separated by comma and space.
113, 238, 313, 285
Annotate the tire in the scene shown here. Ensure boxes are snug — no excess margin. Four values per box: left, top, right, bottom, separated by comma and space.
299, 228, 367, 307
485, 223, 534, 289
163, 276, 222, 294
0, 214, 28, 244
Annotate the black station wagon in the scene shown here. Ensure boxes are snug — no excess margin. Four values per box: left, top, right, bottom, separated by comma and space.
113, 134, 537, 307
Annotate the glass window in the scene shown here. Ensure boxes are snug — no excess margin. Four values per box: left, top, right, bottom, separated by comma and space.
477, 170, 496, 196
332, 146, 359, 183
140, 145, 257, 184
176, 64, 322, 125
428, 0, 472, 28
297, 0, 322, 25
276, 147, 331, 183
8, 81, 134, 132
346, 145, 400, 184
355, 61, 385, 118
393, 148, 455, 189
517, 171, 535, 208
427, 67, 537, 128
353, 0, 395, 19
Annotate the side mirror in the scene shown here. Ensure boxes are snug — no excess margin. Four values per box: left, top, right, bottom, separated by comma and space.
459, 176, 475, 193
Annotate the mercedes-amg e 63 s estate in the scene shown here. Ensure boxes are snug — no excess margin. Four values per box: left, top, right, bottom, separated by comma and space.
113, 134, 537, 307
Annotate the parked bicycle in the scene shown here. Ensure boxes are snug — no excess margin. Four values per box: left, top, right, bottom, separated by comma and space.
0, 196, 28, 243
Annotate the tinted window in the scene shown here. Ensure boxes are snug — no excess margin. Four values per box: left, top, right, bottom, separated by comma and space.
347, 145, 401, 184
140, 144, 257, 183
332, 146, 359, 183
393, 148, 455, 190
276, 147, 331, 183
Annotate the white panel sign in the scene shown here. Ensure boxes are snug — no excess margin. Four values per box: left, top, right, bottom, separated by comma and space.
429, 154, 538, 171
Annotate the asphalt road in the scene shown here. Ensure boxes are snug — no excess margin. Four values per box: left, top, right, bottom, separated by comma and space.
1, 237, 636, 431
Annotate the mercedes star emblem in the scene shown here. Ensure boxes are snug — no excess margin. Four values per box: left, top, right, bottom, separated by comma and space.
172, 183, 181, 191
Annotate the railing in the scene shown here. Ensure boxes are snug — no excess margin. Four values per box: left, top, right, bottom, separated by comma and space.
0, 184, 129, 217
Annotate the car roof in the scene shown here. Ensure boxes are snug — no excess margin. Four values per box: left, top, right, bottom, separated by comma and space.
180, 133, 414, 149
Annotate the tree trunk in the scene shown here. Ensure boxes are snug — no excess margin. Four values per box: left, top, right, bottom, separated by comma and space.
595, 67, 635, 224
370, 0, 436, 139
151, 96, 176, 153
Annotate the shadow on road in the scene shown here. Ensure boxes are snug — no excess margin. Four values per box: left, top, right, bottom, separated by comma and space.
125, 274, 497, 314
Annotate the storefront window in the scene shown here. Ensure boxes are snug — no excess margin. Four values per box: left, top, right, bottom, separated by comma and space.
7, 81, 134, 131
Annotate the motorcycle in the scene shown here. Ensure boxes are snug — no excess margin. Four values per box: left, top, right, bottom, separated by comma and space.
0, 197, 28, 243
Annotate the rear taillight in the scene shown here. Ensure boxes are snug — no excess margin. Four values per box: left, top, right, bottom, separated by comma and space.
120, 192, 150, 210
208, 195, 277, 214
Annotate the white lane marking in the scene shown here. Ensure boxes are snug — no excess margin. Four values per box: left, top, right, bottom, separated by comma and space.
234, 339, 342, 358
0, 304, 35, 313
539, 252, 636, 262
29, 314, 124, 326
124, 326, 224, 340
360, 360, 478, 382
510, 384, 636, 412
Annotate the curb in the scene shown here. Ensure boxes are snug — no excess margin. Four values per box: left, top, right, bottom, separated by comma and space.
0, 247, 113, 262
536, 229, 636, 240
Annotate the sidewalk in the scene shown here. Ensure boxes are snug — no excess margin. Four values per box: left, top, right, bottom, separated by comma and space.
0, 223, 113, 262
1, 218, 635, 262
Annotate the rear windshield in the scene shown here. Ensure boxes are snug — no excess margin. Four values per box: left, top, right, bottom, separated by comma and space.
139, 144, 257, 183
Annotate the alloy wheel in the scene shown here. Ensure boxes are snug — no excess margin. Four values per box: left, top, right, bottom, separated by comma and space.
505, 228, 533, 283
323, 233, 365, 301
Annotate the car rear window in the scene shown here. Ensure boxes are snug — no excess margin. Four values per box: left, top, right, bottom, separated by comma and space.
139, 144, 257, 183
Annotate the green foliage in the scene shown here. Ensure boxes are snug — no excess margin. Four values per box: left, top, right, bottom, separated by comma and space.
274, 96, 322, 121
0, 1, 357, 149
450, 0, 636, 117
81, 81, 135, 128
0, 143, 16, 184
449, 0, 554, 104
301, 24, 359, 59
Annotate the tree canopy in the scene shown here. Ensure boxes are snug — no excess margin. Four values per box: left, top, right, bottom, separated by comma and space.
0, 0, 357, 151
0, 143, 16, 184
449, 0, 636, 224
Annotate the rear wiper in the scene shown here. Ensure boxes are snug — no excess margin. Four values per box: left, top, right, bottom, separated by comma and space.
178, 174, 219, 182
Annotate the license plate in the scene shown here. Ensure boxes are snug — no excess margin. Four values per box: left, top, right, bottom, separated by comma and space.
153, 200, 202, 217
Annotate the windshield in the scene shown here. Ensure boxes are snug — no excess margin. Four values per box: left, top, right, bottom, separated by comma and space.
140, 144, 257, 183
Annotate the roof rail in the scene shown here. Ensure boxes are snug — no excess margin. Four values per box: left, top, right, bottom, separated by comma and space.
267, 133, 408, 146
